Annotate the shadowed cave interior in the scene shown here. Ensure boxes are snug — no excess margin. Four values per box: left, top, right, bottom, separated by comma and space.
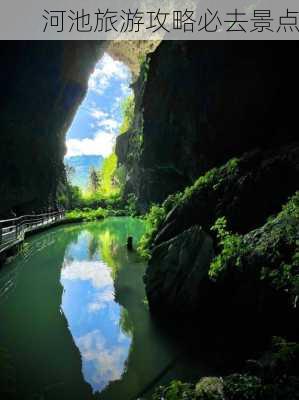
0, 41, 298, 400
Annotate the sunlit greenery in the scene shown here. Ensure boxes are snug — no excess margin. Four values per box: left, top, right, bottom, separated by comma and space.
153, 380, 194, 400
209, 216, 243, 279
120, 94, 135, 135
96, 217, 146, 277
209, 192, 299, 304
137, 158, 240, 257
58, 183, 83, 210
138, 204, 166, 259
66, 207, 107, 222
98, 153, 119, 197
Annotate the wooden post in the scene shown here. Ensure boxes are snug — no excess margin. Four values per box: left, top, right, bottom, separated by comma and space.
127, 236, 133, 251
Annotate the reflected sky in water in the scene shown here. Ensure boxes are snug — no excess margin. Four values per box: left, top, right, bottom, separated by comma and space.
60, 230, 131, 393
0, 217, 207, 400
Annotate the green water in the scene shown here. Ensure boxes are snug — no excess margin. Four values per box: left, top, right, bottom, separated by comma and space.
0, 217, 206, 400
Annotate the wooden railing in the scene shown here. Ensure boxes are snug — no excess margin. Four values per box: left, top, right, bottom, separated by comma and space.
0, 211, 65, 254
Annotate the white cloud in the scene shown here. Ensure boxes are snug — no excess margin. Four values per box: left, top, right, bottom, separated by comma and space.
97, 118, 120, 132
65, 131, 116, 158
89, 108, 108, 120
87, 289, 115, 313
61, 260, 113, 289
76, 329, 130, 390
89, 53, 131, 95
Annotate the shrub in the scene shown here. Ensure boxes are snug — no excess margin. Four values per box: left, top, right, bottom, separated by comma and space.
152, 380, 195, 400
138, 204, 166, 259
66, 207, 107, 222
195, 377, 224, 400
209, 192, 299, 303
119, 94, 135, 135
209, 217, 244, 279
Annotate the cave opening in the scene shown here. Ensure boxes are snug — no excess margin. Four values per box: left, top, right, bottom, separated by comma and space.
63, 52, 133, 205
0, 40, 298, 400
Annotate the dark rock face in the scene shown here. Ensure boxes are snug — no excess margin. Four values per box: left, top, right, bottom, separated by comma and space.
145, 225, 214, 312
121, 41, 299, 211
0, 41, 104, 217
144, 146, 299, 346
145, 202, 298, 349
154, 144, 299, 246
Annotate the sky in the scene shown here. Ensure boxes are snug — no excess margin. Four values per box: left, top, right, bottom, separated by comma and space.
65, 53, 132, 159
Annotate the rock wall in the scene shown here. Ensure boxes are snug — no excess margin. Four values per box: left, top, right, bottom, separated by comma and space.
0, 41, 105, 217
118, 41, 299, 212
144, 146, 299, 348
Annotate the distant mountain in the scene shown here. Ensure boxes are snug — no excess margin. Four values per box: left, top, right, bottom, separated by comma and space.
64, 155, 103, 189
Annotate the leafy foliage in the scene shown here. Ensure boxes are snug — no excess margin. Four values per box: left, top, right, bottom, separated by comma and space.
119, 94, 135, 135
151, 337, 299, 400
209, 217, 244, 279
98, 153, 119, 197
124, 193, 138, 217
138, 204, 166, 259
195, 377, 224, 400
137, 158, 240, 256
58, 184, 83, 210
66, 207, 107, 222
152, 380, 195, 400
139, 53, 151, 85
208, 192, 299, 305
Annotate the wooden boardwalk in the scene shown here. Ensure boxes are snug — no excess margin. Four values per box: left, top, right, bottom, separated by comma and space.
0, 211, 65, 255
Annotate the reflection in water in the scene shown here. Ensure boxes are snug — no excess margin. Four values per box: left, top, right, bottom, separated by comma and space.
0, 217, 207, 400
61, 233, 132, 393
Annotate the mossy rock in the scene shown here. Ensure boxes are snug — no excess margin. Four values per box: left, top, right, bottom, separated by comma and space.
152, 144, 299, 248
195, 377, 224, 400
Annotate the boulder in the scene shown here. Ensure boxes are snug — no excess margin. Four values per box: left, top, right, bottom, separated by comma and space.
145, 225, 214, 313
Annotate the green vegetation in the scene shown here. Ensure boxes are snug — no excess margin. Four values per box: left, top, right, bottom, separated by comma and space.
58, 182, 83, 210
66, 207, 107, 222
208, 192, 299, 304
180, 158, 239, 205
209, 217, 243, 279
98, 153, 119, 197
139, 53, 151, 85
119, 94, 135, 134
195, 377, 224, 400
153, 380, 194, 400
138, 204, 166, 259
137, 158, 240, 257
151, 337, 299, 400
137, 191, 185, 258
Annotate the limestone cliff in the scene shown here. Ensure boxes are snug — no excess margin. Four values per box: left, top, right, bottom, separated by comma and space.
117, 41, 299, 212
0, 41, 105, 216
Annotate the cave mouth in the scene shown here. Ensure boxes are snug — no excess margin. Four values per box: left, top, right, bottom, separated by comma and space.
64, 52, 133, 197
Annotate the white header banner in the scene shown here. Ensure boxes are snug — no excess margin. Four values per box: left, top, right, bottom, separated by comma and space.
1, 0, 299, 40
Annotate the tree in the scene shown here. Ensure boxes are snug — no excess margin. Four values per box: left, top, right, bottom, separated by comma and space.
88, 166, 100, 193
65, 164, 75, 182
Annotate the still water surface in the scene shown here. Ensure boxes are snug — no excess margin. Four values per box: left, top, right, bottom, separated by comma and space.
0, 218, 205, 400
